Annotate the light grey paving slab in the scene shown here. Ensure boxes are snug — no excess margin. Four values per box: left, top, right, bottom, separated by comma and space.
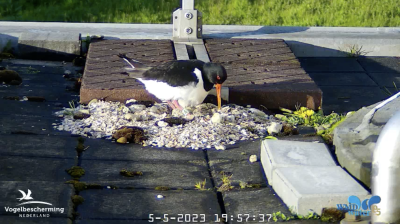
272, 166, 369, 216
319, 86, 387, 114
261, 140, 336, 184
277, 134, 324, 143
78, 189, 221, 221
0, 156, 74, 182
79, 159, 212, 189
357, 57, 400, 73
210, 160, 267, 187
298, 58, 364, 72
0, 217, 72, 224
0, 181, 74, 218
368, 73, 400, 88
0, 134, 77, 158
308, 73, 377, 86
81, 138, 205, 161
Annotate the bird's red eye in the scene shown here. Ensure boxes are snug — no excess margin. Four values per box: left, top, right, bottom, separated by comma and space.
216, 76, 221, 80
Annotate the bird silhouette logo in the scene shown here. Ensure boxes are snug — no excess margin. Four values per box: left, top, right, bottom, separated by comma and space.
15, 189, 52, 206
17, 189, 34, 201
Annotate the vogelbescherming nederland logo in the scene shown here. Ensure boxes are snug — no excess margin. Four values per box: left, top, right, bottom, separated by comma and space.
337, 195, 381, 216
4, 189, 65, 218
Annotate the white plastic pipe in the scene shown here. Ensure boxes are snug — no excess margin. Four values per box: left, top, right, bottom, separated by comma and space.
372, 111, 400, 223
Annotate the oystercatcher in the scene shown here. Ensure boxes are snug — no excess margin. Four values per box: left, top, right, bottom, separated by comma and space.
118, 54, 227, 114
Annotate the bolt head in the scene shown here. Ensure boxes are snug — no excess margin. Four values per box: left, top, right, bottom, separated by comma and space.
185, 12, 193, 19
185, 27, 193, 34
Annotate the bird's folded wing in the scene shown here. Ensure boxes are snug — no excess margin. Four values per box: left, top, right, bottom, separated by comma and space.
118, 53, 152, 79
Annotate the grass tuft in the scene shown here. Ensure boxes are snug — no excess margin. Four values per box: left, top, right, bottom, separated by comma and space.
0, 0, 399, 27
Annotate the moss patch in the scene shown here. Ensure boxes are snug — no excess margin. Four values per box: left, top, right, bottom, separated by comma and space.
113, 127, 146, 144
161, 117, 188, 126
0, 70, 22, 85
155, 186, 171, 191
71, 195, 84, 206
120, 169, 143, 177
66, 180, 102, 191
321, 208, 344, 222
66, 166, 85, 179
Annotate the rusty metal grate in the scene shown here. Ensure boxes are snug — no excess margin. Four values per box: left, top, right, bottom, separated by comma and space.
81, 38, 322, 110
205, 39, 322, 109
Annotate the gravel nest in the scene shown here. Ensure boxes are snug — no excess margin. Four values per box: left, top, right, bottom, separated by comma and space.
53, 99, 282, 150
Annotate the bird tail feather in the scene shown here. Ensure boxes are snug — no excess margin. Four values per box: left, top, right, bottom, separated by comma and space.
118, 53, 151, 79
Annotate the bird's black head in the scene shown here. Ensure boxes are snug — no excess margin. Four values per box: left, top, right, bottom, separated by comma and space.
202, 63, 227, 85
202, 62, 227, 110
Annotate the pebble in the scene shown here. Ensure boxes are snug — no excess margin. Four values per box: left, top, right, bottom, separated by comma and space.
117, 137, 128, 144
215, 145, 226, 150
54, 100, 283, 150
248, 108, 266, 117
267, 122, 282, 135
157, 121, 169, 127
211, 113, 222, 123
79, 109, 90, 114
157, 195, 164, 199
124, 113, 136, 121
249, 155, 258, 163
129, 104, 146, 113
88, 99, 98, 106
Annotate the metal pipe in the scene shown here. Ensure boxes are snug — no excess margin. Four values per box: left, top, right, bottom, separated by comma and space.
372, 111, 400, 223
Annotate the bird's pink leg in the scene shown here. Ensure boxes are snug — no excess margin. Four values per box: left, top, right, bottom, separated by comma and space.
166, 100, 177, 110
172, 100, 191, 117
172, 100, 184, 110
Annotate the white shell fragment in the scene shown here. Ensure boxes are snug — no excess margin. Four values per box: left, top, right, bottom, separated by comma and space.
53, 99, 282, 150
267, 122, 283, 135
249, 155, 258, 163
211, 113, 222, 124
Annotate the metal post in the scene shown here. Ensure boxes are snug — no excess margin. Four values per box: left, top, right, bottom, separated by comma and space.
371, 111, 400, 224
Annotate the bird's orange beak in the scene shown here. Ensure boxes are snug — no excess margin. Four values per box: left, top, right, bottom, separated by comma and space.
216, 84, 222, 110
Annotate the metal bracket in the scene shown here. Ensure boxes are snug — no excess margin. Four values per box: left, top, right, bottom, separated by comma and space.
172, 0, 203, 43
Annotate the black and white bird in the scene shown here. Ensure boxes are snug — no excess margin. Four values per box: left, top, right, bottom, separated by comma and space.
118, 54, 227, 114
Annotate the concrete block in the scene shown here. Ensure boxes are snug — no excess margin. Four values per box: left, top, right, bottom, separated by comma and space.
18, 32, 80, 61
272, 166, 369, 215
260, 140, 336, 184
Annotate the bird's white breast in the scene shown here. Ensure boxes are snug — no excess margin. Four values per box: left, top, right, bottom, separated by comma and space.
138, 68, 209, 108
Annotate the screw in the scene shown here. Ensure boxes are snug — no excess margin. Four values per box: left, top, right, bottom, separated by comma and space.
185, 27, 193, 34
198, 27, 202, 32
185, 12, 193, 19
